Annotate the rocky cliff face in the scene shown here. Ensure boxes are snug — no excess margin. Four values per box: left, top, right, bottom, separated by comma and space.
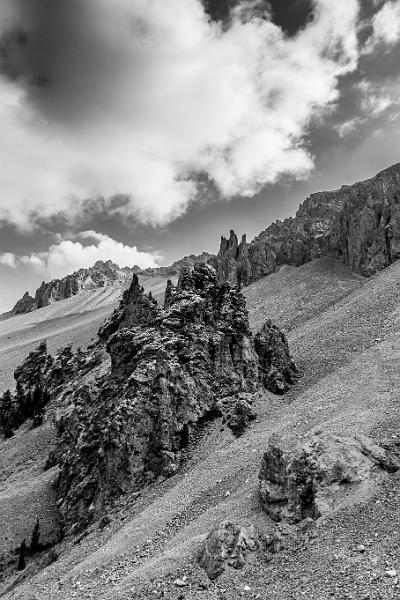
42, 264, 296, 530
211, 230, 252, 288
215, 163, 400, 285
11, 260, 136, 315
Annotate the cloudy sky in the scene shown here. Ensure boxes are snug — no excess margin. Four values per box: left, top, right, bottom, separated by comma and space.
0, 0, 399, 312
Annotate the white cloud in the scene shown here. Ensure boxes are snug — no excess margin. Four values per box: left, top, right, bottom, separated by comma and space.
337, 116, 366, 138
0, 252, 17, 268
365, 1, 400, 52
0, 0, 360, 229
358, 79, 400, 117
2, 231, 159, 279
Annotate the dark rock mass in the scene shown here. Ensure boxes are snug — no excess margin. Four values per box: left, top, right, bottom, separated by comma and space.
0, 341, 103, 437
211, 230, 252, 289
254, 320, 298, 394
259, 432, 400, 524
11, 291, 37, 315
47, 264, 296, 529
215, 163, 400, 285
198, 520, 259, 579
0, 342, 52, 436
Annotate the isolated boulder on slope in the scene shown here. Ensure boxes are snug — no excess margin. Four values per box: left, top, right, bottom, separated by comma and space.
259, 432, 400, 524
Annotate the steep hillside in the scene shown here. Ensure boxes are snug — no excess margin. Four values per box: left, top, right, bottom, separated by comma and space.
2, 258, 400, 599
10, 261, 136, 315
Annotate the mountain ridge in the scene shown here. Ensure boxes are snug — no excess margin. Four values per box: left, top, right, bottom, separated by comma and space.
10, 253, 215, 316
214, 162, 400, 287
10, 162, 400, 315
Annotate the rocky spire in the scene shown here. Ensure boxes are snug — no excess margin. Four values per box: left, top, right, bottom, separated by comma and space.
51, 263, 297, 529
98, 273, 159, 340
215, 230, 252, 289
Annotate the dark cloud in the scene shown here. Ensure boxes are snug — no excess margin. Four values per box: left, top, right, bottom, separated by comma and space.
267, 0, 314, 36
203, 0, 314, 35
0, 0, 142, 126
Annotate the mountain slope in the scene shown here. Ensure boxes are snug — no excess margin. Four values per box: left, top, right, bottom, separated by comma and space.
3, 257, 400, 599
10, 261, 136, 315
0, 273, 173, 392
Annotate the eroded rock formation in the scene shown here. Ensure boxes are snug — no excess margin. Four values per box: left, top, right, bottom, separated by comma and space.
259, 432, 400, 524
254, 320, 298, 394
211, 230, 252, 289
0, 342, 51, 436
47, 264, 296, 529
198, 521, 259, 579
0, 342, 103, 437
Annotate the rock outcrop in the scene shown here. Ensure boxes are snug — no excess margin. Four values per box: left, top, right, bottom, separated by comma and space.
49, 264, 296, 529
211, 230, 252, 289
10, 291, 37, 315
259, 432, 400, 524
254, 320, 298, 394
214, 163, 400, 286
198, 521, 259, 579
0, 342, 103, 437
11, 260, 135, 315
0, 342, 52, 436
217, 393, 257, 437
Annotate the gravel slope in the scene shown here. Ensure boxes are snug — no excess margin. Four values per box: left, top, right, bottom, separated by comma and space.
2, 259, 400, 599
0, 274, 171, 391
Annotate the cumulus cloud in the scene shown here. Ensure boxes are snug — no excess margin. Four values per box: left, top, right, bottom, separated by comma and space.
365, 1, 400, 52
0, 231, 158, 279
0, 0, 360, 229
337, 116, 366, 138
0, 252, 17, 268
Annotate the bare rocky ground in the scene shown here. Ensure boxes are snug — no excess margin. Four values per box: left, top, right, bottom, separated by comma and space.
2, 258, 400, 599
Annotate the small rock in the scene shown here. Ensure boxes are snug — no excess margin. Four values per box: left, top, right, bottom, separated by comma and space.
357, 544, 366, 553
174, 577, 188, 587
385, 569, 398, 578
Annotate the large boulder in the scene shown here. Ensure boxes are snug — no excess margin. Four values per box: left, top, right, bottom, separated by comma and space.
259, 432, 400, 524
198, 521, 258, 579
254, 320, 298, 394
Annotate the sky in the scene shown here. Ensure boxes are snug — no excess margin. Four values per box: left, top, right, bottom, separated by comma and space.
0, 0, 399, 312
